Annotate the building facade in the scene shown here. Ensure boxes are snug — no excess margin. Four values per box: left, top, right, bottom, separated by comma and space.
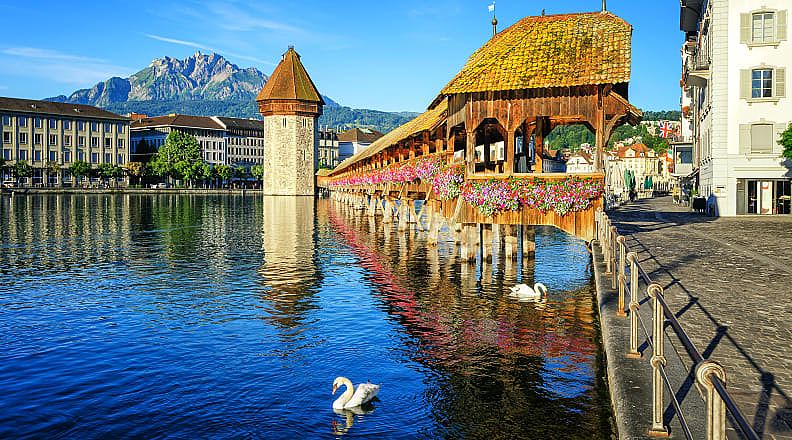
566, 151, 595, 173
1, 97, 129, 186
318, 127, 339, 169
130, 114, 265, 167
681, 0, 791, 215
256, 47, 324, 196
337, 127, 384, 162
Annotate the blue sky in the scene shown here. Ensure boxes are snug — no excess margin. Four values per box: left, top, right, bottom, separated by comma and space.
0, 0, 682, 112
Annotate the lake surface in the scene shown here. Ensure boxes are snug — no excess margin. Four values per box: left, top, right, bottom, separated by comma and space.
0, 194, 611, 439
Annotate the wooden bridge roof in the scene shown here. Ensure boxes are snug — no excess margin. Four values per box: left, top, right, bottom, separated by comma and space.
437, 12, 632, 99
330, 99, 447, 176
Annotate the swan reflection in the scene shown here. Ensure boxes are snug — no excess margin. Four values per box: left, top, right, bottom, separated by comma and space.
331, 406, 375, 436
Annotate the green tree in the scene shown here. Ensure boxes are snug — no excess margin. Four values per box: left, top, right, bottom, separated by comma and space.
125, 162, 147, 187
149, 130, 203, 185
45, 160, 61, 187
13, 161, 33, 186
0, 157, 7, 182
779, 123, 792, 161
215, 164, 232, 188
250, 165, 264, 181
97, 163, 123, 187
69, 160, 91, 187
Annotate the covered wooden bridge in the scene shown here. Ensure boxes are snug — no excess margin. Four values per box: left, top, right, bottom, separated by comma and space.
320, 11, 641, 258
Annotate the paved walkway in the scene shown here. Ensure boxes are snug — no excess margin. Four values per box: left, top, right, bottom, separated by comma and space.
608, 196, 792, 440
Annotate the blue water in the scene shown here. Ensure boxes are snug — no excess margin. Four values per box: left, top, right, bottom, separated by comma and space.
0, 194, 610, 439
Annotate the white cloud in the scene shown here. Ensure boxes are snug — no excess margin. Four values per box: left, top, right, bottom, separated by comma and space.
0, 47, 134, 85
145, 34, 275, 66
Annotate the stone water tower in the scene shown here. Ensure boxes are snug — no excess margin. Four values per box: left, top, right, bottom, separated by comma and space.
256, 46, 324, 196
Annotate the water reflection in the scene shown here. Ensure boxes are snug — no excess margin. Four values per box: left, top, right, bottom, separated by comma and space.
327, 201, 607, 439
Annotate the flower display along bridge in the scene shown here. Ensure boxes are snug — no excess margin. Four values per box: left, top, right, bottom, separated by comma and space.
320, 10, 641, 255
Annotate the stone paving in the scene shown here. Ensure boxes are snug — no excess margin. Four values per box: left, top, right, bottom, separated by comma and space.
608, 196, 792, 440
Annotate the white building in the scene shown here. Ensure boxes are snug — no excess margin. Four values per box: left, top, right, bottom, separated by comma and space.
337, 127, 383, 162
566, 151, 595, 173
681, 0, 791, 215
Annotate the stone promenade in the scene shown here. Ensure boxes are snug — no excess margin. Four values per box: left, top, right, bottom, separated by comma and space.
608, 196, 792, 439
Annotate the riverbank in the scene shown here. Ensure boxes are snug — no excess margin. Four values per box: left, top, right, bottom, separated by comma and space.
1, 187, 262, 195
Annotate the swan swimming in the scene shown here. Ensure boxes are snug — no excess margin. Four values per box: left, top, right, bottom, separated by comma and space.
508, 282, 548, 301
332, 377, 380, 409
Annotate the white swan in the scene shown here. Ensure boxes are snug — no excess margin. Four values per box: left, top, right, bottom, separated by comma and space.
508, 282, 548, 301
332, 377, 380, 409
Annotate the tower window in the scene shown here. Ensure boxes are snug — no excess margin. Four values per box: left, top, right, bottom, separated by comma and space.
283, 118, 287, 128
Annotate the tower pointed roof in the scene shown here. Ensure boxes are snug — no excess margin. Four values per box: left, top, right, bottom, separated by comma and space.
256, 47, 324, 104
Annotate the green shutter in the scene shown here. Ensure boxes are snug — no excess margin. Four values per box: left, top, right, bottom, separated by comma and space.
739, 124, 751, 154
741, 13, 751, 44
778, 10, 788, 41
740, 69, 751, 99
776, 67, 786, 98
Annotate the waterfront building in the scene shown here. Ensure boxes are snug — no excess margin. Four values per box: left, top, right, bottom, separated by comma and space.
318, 126, 339, 169
681, 0, 791, 215
256, 46, 323, 196
130, 114, 265, 167
0, 97, 129, 186
337, 127, 384, 162
566, 151, 595, 173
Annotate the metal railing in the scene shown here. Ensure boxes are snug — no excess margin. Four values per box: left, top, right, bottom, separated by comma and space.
595, 209, 759, 440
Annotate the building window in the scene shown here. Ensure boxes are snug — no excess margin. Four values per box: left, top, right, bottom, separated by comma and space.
2, 115, 11, 126
91, 137, 99, 148
77, 121, 85, 131
34, 117, 42, 129
752, 69, 773, 98
49, 135, 57, 146
78, 136, 85, 147
33, 150, 41, 161
18, 150, 27, 161
64, 135, 72, 147
117, 154, 125, 165
19, 133, 27, 144
91, 122, 98, 131
49, 119, 57, 129
104, 137, 111, 148
91, 152, 99, 163
117, 123, 125, 133
752, 12, 775, 43
64, 120, 71, 130
105, 153, 111, 163
34, 133, 42, 145
751, 124, 774, 153
18, 116, 27, 127
2, 132, 10, 144
117, 138, 124, 148
78, 151, 84, 161
63, 151, 71, 162
49, 151, 57, 162
104, 122, 111, 132
3, 149, 10, 160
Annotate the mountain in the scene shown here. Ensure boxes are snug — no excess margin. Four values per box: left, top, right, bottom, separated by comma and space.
46, 51, 415, 133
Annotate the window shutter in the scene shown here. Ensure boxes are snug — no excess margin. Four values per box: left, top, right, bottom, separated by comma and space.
778, 10, 788, 41
739, 124, 751, 154
776, 67, 786, 98
741, 13, 751, 43
775, 123, 788, 153
740, 69, 751, 99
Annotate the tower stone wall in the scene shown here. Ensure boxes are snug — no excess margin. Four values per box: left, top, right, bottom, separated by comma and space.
263, 114, 317, 196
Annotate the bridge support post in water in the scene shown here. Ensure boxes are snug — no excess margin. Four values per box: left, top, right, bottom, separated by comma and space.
460, 223, 478, 262
397, 201, 409, 232
503, 225, 518, 260
407, 199, 417, 224
520, 225, 536, 259
427, 204, 440, 246
383, 198, 393, 223
481, 224, 493, 263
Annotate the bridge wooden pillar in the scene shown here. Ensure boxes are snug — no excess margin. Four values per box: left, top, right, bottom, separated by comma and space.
503, 225, 518, 260
460, 223, 478, 263
521, 225, 536, 259
482, 224, 493, 263
382, 197, 393, 223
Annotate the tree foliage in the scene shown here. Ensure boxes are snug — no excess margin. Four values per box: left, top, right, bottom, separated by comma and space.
69, 161, 91, 184
779, 123, 792, 161
150, 130, 202, 185
14, 161, 33, 178
250, 165, 264, 180
215, 164, 232, 182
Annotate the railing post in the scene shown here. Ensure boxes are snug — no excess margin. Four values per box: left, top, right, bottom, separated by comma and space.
696, 361, 727, 440
603, 218, 612, 273
627, 251, 641, 358
647, 282, 668, 435
616, 236, 627, 316
609, 226, 618, 289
